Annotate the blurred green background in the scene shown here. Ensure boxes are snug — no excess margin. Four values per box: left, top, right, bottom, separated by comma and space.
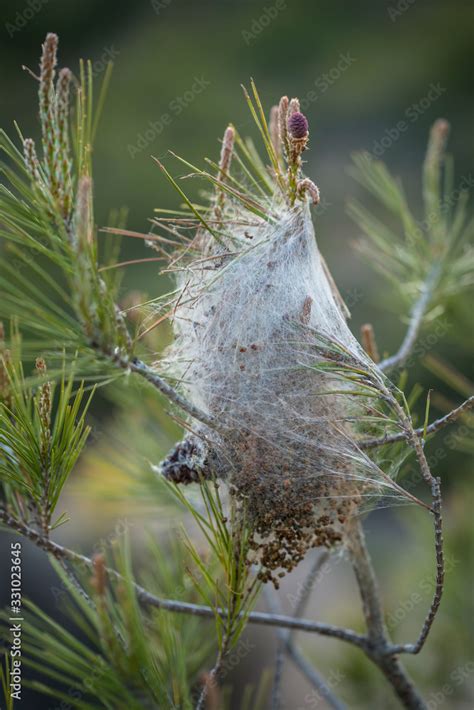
0, 0, 473, 707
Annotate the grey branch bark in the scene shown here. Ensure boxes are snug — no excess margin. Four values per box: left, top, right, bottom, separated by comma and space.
98, 343, 217, 430
0, 507, 368, 648
287, 644, 346, 710
359, 395, 474, 450
378, 264, 441, 373
1, 506, 445, 709
348, 519, 427, 710
390, 478, 444, 656
274, 551, 335, 710
264, 568, 346, 710
128, 357, 217, 430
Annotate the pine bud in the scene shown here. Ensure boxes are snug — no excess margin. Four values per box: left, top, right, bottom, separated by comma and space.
288, 111, 309, 140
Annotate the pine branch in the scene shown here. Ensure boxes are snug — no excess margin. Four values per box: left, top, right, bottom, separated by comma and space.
359, 395, 474, 449
2, 36, 470, 707
1, 502, 447, 710
312, 341, 447, 707
128, 357, 217, 430
0, 347, 92, 527
286, 644, 346, 710
381, 383, 446, 653
378, 264, 442, 373
264, 569, 346, 710
348, 519, 427, 710
265, 551, 333, 710
349, 119, 473, 381
0, 506, 370, 650
390, 478, 444, 656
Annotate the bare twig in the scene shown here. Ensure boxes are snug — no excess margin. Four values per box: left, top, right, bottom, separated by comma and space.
382, 385, 446, 654
286, 644, 346, 710
129, 357, 216, 428
0, 507, 369, 649
102, 349, 218, 430
90, 337, 217, 430
375, 656, 427, 710
378, 264, 441, 373
348, 519, 427, 710
347, 371, 446, 709
348, 520, 386, 644
358, 395, 474, 449
264, 578, 346, 710
196, 645, 228, 710
266, 553, 331, 709
291, 551, 331, 628
390, 478, 444, 656
271, 640, 285, 710
264, 586, 286, 710
198, 672, 221, 710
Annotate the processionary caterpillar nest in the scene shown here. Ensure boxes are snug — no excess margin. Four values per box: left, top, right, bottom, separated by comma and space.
156, 87, 406, 584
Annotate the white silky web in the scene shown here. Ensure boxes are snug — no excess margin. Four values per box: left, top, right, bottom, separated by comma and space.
162, 198, 405, 582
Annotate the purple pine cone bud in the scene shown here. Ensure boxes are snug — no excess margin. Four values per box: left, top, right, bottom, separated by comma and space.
288, 111, 309, 139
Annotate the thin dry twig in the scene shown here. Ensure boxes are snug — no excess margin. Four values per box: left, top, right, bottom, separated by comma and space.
378, 265, 441, 373
359, 395, 474, 449
0, 507, 369, 648
290, 551, 331, 629
266, 551, 334, 709
101, 348, 218, 431
348, 519, 427, 710
390, 478, 444, 656
196, 645, 228, 710
384, 384, 446, 656
286, 644, 346, 710
264, 560, 346, 710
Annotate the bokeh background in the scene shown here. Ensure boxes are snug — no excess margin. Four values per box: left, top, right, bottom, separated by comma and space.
0, 0, 473, 708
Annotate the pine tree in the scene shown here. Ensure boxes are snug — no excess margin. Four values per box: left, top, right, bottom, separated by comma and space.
0, 35, 472, 709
